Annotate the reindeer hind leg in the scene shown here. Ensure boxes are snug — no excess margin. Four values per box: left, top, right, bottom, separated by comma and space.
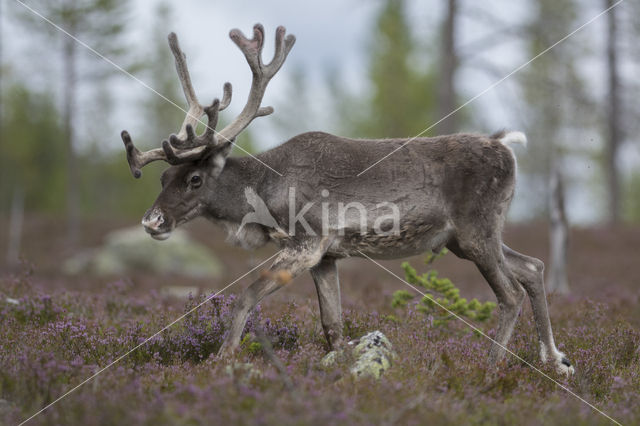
448, 235, 526, 365
503, 244, 574, 375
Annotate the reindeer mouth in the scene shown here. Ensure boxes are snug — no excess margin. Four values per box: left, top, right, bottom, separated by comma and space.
142, 209, 175, 240
144, 224, 173, 240
143, 221, 174, 241
149, 231, 172, 241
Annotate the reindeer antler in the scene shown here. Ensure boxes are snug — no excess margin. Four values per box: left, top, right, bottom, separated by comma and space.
218, 24, 296, 142
121, 25, 295, 178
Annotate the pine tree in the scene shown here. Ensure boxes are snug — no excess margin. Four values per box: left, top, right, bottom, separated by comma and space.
17, 0, 131, 244
0, 84, 66, 213
343, 0, 439, 138
517, 0, 595, 219
391, 251, 496, 326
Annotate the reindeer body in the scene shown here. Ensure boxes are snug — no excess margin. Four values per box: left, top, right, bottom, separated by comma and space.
120, 24, 574, 375
211, 131, 513, 260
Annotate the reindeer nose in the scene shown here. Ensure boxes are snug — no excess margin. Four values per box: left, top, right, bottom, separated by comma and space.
142, 209, 165, 232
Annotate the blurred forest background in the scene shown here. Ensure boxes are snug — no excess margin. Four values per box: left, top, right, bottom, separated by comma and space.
0, 0, 639, 268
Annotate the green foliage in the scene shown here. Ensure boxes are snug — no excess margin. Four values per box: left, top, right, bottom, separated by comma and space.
3, 0, 155, 223
0, 82, 165, 218
0, 84, 66, 213
390, 290, 414, 309
2, 2, 177, 219
424, 247, 448, 264
239, 334, 264, 356
624, 171, 640, 222
336, 0, 439, 138
248, 342, 263, 355
79, 150, 165, 217
392, 251, 496, 326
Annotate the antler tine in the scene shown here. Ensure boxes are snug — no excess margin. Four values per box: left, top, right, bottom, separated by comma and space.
256, 106, 274, 117
162, 140, 210, 165
168, 32, 205, 140
163, 102, 222, 163
219, 82, 232, 111
230, 24, 265, 76
266, 26, 296, 78
219, 24, 296, 142
121, 100, 219, 178
203, 98, 221, 140
121, 131, 167, 178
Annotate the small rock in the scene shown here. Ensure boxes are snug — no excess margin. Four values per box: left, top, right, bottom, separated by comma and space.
320, 330, 397, 379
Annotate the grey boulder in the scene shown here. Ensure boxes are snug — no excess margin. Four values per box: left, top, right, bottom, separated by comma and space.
64, 226, 223, 279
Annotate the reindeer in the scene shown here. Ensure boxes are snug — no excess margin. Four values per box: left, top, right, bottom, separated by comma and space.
121, 24, 573, 374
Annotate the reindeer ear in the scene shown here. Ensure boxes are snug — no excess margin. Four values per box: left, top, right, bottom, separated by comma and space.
210, 154, 226, 177
208, 140, 234, 176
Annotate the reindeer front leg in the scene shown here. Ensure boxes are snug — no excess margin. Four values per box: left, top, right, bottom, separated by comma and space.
310, 256, 343, 350
219, 265, 293, 356
218, 238, 333, 356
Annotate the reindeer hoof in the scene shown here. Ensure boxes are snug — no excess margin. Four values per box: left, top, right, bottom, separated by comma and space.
556, 356, 575, 376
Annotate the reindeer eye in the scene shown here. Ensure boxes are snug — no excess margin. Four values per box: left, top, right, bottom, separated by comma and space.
189, 175, 202, 188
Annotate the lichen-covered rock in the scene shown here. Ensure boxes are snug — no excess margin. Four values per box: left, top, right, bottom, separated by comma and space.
351, 349, 392, 379
64, 226, 223, 279
349, 331, 397, 379
320, 350, 340, 367
320, 330, 397, 379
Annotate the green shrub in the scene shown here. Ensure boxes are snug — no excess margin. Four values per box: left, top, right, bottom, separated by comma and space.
392, 250, 496, 325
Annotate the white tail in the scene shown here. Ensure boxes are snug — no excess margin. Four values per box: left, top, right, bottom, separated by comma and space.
499, 131, 527, 148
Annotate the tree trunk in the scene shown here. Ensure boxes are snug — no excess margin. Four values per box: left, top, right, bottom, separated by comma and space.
63, 25, 80, 246
605, 0, 621, 224
437, 0, 458, 135
548, 169, 570, 294
0, 0, 3, 135
6, 187, 24, 268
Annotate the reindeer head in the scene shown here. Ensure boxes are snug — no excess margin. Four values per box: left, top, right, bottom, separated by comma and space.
121, 25, 295, 240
